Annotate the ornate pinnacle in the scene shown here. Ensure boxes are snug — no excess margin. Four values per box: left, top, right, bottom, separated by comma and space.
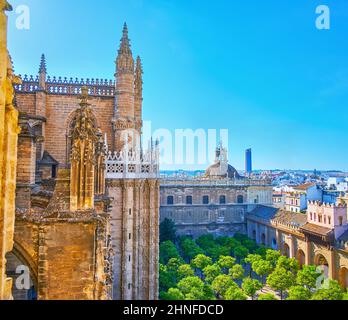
135, 56, 143, 77
39, 54, 47, 74
1, 0, 13, 12
79, 86, 90, 108
118, 22, 132, 56
116, 22, 134, 74
135, 56, 143, 98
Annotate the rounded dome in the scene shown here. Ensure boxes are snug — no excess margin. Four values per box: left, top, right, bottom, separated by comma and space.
205, 161, 241, 179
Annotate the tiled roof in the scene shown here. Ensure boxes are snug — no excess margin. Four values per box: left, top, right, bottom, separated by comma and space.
248, 206, 307, 228
293, 183, 315, 191
248, 206, 279, 221
272, 211, 307, 227
300, 223, 333, 236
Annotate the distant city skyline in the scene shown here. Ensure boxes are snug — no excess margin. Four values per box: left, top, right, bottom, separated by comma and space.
7, 0, 348, 171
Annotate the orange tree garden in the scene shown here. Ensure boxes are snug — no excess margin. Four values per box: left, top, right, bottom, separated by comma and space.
159, 219, 348, 301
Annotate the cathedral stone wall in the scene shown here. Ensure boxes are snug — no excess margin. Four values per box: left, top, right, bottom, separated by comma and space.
15, 93, 114, 165
0, 1, 20, 300
11, 219, 110, 300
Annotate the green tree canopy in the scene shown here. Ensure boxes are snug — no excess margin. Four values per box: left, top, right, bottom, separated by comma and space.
191, 254, 213, 271
342, 291, 348, 300
234, 246, 249, 262
234, 233, 249, 242
162, 288, 185, 300
287, 286, 312, 300
160, 241, 180, 265
202, 285, 217, 301
196, 234, 216, 250
159, 264, 176, 292
267, 267, 295, 300
242, 277, 263, 300
160, 218, 177, 243
245, 254, 263, 265
180, 238, 204, 261
177, 276, 205, 300
258, 293, 278, 300
311, 280, 344, 301
296, 265, 322, 290
241, 239, 258, 253
177, 264, 195, 279
216, 236, 241, 250
229, 264, 245, 281
167, 258, 184, 272
224, 284, 248, 300
217, 256, 236, 271
211, 275, 235, 298
265, 249, 281, 267
276, 256, 300, 274
203, 264, 222, 283
252, 259, 273, 284
206, 245, 231, 260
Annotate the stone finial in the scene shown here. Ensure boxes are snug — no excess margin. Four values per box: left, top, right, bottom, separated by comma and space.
39, 54, 47, 74
0, 0, 12, 12
38, 54, 47, 89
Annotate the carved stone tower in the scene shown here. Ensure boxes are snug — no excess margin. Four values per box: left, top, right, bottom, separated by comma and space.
112, 23, 139, 152
107, 24, 160, 300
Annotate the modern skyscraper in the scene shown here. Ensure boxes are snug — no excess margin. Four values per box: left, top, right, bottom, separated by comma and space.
245, 148, 252, 175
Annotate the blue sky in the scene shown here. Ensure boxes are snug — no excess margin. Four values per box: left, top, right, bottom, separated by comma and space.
6, 0, 348, 171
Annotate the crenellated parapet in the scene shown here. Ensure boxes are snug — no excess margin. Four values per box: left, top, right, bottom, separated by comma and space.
14, 75, 115, 97
106, 145, 159, 179
308, 200, 347, 208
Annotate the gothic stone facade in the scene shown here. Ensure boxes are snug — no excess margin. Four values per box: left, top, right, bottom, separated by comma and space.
9, 24, 159, 300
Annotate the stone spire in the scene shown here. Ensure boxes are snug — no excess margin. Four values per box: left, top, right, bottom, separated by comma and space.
116, 22, 134, 75
38, 54, 46, 89
119, 23, 131, 55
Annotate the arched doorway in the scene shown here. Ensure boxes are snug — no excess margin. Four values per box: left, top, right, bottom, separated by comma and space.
261, 233, 266, 246
297, 249, 306, 268
5, 251, 37, 300
339, 267, 348, 289
314, 254, 329, 279
283, 243, 290, 258
271, 238, 277, 250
